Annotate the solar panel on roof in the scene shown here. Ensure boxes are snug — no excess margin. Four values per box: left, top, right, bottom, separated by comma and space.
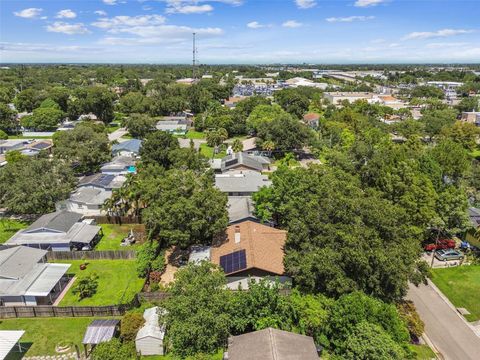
32, 142, 50, 150
98, 174, 114, 186
219, 249, 247, 274
225, 159, 238, 168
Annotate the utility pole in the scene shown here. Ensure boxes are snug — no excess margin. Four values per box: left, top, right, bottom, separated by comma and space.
192, 32, 197, 80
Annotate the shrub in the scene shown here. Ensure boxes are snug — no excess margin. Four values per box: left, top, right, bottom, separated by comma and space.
136, 241, 159, 278
120, 312, 145, 342
397, 300, 425, 339
91, 338, 136, 360
151, 251, 166, 273
0, 130, 7, 140
149, 271, 162, 284
72, 273, 99, 300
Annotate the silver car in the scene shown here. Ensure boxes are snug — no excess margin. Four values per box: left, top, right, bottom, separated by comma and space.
435, 249, 464, 262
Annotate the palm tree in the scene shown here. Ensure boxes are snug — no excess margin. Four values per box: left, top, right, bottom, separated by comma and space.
262, 140, 275, 156
232, 138, 243, 153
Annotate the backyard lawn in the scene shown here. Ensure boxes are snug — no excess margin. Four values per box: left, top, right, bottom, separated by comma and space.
0, 317, 94, 357
200, 143, 226, 159
184, 130, 205, 139
57, 260, 144, 306
430, 265, 480, 322
96, 223, 144, 250
0, 219, 29, 244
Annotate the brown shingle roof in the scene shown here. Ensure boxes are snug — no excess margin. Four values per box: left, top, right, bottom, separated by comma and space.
211, 221, 286, 276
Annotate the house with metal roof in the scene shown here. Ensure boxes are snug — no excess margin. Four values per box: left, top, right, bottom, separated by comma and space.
100, 156, 136, 175
136, 307, 166, 356
6, 211, 101, 251
111, 139, 142, 157
0, 246, 71, 306
225, 328, 319, 360
211, 152, 271, 173
215, 171, 271, 196
156, 120, 188, 135
210, 221, 290, 290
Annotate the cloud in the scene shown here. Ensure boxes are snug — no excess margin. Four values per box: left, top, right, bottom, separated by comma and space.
166, 4, 214, 14
326, 15, 375, 22
14, 8, 43, 19
247, 21, 268, 29
95, 10, 108, 16
103, 0, 118, 5
426, 42, 469, 49
282, 20, 302, 28
92, 15, 167, 29
56, 9, 77, 19
46, 22, 90, 35
402, 28, 473, 40
354, 0, 386, 7
295, 0, 316, 9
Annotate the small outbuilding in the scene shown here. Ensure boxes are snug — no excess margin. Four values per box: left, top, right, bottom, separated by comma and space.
82, 319, 119, 354
135, 307, 166, 356
0, 330, 25, 360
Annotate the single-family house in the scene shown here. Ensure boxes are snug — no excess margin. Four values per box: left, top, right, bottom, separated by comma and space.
225, 328, 319, 360
461, 112, 480, 127
0, 246, 71, 306
215, 171, 271, 196
466, 207, 480, 248
227, 196, 257, 224
210, 221, 290, 290
135, 307, 166, 356
156, 120, 188, 135
5, 211, 101, 251
56, 174, 127, 216
211, 152, 271, 173
111, 139, 142, 157
100, 156, 136, 175
0, 139, 27, 155
303, 113, 320, 128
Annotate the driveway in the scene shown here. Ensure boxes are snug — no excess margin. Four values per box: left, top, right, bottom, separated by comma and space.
108, 127, 128, 142
407, 282, 480, 360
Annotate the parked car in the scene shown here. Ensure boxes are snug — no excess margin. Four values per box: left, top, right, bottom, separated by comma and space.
434, 249, 464, 262
424, 239, 456, 251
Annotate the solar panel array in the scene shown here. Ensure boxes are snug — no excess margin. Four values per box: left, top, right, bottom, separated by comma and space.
219, 249, 247, 274
98, 174, 115, 187
32, 142, 51, 150
225, 158, 239, 168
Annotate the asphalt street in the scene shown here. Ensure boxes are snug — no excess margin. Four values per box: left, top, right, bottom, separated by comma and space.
407, 282, 480, 360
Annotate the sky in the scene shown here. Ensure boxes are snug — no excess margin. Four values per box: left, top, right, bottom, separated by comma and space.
0, 0, 479, 64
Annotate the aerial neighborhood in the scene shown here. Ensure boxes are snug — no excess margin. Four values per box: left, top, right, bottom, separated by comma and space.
1, 1, 480, 360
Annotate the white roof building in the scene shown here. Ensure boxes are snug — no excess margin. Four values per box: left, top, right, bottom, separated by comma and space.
136, 307, 166, 356
0, 330, 25, 360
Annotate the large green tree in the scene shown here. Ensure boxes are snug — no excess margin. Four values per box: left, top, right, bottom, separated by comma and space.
139, 130, 180, 167
163, 262, 231, 357
123, 113, 156, 139
53, 123, 111, 174
0, 156, 76, 214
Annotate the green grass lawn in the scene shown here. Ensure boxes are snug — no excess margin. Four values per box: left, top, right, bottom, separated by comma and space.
0, 317, 95, 357
184, 130, 205, 139
95, 223, 144, 250
0, 219, 29, 244
57, 260, 144, 306
200, 143, 226, 159
430, 265, 480, 322
107, 124, 120, 133
408, 344, 436, 359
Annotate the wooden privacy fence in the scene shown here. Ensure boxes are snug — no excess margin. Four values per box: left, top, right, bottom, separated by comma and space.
136, 292, 170, 302
0, 305, 131, 319
46, 250, 137, 261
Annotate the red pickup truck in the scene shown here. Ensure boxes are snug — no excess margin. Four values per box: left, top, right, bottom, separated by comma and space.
424, 239, 456, 251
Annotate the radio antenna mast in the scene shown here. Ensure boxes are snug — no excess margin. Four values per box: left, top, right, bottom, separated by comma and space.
192, 32, 197, 80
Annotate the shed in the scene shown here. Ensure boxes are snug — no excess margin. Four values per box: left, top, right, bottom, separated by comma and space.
135, 307, 165, 356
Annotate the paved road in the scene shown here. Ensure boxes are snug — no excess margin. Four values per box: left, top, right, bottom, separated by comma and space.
108, 127, 128, 142
407, 282, 480, 360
